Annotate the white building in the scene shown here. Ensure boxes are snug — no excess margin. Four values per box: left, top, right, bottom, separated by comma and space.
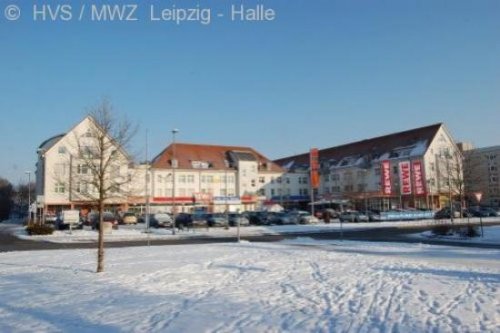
35, 116, 134, 217
275, 123, 462, 211
146, 143, 286, 213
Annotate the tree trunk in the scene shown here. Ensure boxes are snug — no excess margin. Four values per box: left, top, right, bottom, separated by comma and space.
96, 201, 105, 273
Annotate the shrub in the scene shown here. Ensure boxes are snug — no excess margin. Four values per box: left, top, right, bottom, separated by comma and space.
26, 224, 54, 235
431, 224, 453, 236
458, 226, 480, 238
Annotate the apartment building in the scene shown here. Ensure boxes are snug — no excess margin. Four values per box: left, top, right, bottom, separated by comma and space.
35, 116, 134, 216
275, 123, 462, 211
147, 143, 285, 213
463, 145, 500, 207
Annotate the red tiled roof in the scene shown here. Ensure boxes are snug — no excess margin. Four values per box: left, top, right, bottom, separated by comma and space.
151, 143, 283, 172
274, 123, 444, 167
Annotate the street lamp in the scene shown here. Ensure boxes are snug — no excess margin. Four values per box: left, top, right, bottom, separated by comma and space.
25, 171, 31, 224
171, 128, 179, 235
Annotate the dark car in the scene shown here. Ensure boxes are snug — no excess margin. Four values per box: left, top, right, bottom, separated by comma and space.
90, 212, 119, 230
175, 213, 193, 229
206, 213, 228, 227
434, 207, 460, 219
247, 211, 269, 225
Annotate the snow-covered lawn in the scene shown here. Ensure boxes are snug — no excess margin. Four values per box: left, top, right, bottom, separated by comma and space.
0, 240, 499, 332
414, 225, 500, 245
4, 217, 500, 243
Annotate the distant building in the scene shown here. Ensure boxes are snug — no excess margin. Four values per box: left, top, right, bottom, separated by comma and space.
463, 145, 500, 207
35, 117, 292, 217
147, 143, 285, 213
275, 123, 462, 211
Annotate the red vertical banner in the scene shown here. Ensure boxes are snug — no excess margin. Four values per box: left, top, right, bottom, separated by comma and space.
381, 160, 392, 195
412, 160, 426, 195
310, 148, 320, 189
399, 161, 412, 195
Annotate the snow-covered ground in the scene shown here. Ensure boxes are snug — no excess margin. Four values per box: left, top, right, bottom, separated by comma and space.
3, 217, 500, 243
413, 225, 500, 245
0, 240, 499, 332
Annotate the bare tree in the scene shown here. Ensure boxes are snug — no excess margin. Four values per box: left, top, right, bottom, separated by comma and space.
0, 178, 14, 221
66, 98, 137, 272
436, 151, 465, 218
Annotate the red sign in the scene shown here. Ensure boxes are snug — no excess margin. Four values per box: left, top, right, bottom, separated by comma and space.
399, 161, 412, 195
381, 160, 392, 195
412, 160, 426, 195
310, 148, 320, 189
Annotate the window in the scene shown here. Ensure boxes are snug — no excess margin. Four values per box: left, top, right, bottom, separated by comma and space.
58, 146, 66, 154
251, 179, 256, 187
286, 177, 290, 184
490, 166, 498, 172
179, 175, 186, 183
187, 175, 195, 183
55, 163, 67, 176
374, 168, 381, 176
277, 177, 282, 184
257, 189, 265, 196
393, 166, 398, 175
76, 182, 88, 194
54, 182, 66, 194
220, 189, 227, 196
271, 189, 275, 196
271, 177, 275, 184
430, 162, 435, 171
207, 175, 214, 183
331, 174, 340, 181
259, 176, 265, 183
77, 164, 88, 175
158, 175, 163, 183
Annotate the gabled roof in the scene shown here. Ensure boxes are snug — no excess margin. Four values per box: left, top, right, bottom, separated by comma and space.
151, 143, 283, 172
275, 123, 444, 169
38, 134, 65, 151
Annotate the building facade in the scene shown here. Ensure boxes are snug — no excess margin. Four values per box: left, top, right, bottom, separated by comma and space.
463, 145, 500, 207
274, 123, 463, 211
35, 117, 134, 217
145, 143, 286, 213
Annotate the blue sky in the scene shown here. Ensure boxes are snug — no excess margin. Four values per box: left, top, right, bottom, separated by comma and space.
1, 0, 499, 184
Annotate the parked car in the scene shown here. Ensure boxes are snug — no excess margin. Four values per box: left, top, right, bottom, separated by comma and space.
267, 212, 291, 225
44, 214, 58, 224
434, 208, 461, 219
175, 213, 193, 229
120, 212, 138, 225
149, 213, 173, 228
191, 213, 210, 227
339, 211, 369, 222
206, 213, 228, 227
247, 211, 270, 225
228, 213, 250, 227
90, 212, 119, 230
480, 207, 499, 217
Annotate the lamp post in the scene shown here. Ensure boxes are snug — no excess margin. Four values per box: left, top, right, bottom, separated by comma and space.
171, 128, 179, 235
25, 171, 31, 224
